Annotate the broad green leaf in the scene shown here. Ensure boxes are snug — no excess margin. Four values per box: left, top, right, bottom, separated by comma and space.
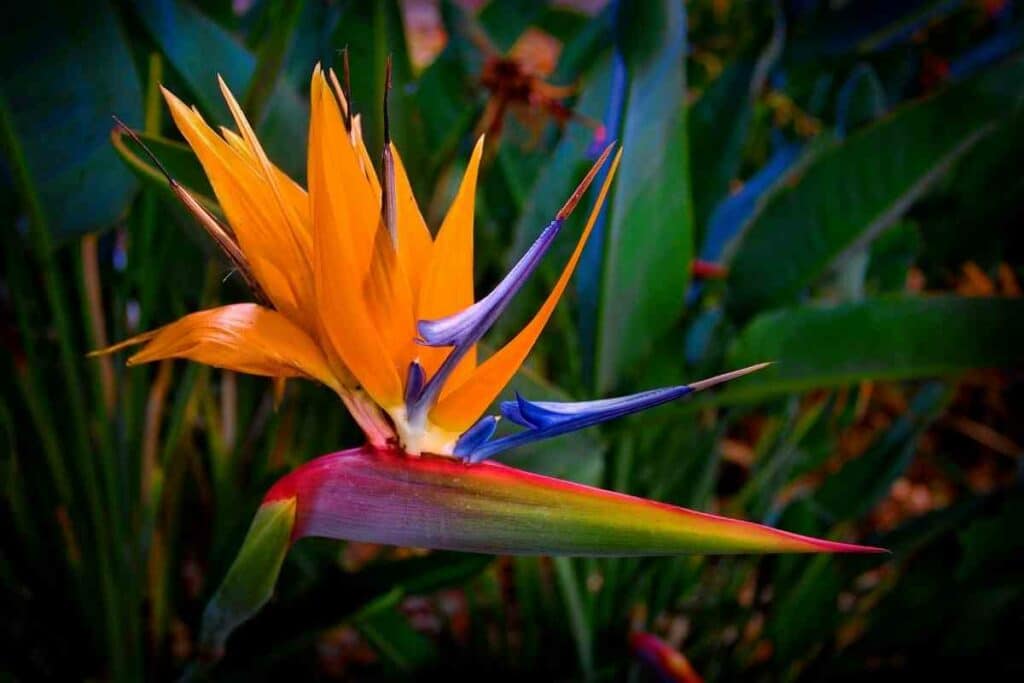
726, 56, 1024, 319
720, 296, 1024, 404
0, 1, 142, 240
596, 0, 692, 393
132, 0, 308, 178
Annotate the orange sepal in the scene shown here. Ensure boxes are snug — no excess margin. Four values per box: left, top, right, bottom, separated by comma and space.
430, 149, 623, 432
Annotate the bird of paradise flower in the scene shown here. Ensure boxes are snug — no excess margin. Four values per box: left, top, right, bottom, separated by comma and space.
97, 61, 882, 659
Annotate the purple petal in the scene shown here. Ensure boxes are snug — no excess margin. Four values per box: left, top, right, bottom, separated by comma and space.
417, 216, 564, 348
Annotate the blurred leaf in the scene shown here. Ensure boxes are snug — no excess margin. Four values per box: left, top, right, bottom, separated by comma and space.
595, 0, 692, 393
0, 0, 141, 240
690, 4, 783, 241
132, 0, 308, 177
720, 296, 1024, 404
815, 382, 950, 521
835, 63, 887, 136
788, 0, 966, 58
414, 2, 479, 184
769, 553, 843, 662
865, 220, 920, 293
243, 0, 306, 123
697, 140, 810, 270
689, 62, 756, 238
727, 56, 1024, 319
478, 0, 548, 51
350, 589, 438, 673
918, 109, 1024, 272
553, 557, 594, 679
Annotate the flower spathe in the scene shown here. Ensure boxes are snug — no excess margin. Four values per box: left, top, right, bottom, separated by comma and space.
97, 64, 885, 660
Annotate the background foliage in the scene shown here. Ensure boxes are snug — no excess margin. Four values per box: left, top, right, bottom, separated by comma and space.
2, 0, 1023, 680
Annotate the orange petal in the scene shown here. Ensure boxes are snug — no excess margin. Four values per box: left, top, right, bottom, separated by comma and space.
349, 112, 382, 200
430, 149, 623, 432
162, 88, 312, 326
217, 76, 311, 261
308, 67, 402, 407
390, 142, 433, 297
220, 126, 311, 232
101, 304, 336, 388
364, 222, 417, 377
417, 136, 485, 383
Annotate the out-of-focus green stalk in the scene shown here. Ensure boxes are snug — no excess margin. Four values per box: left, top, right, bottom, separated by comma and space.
0, 95, 135, 681
243, 0, 306, 123
80, 235, 116, 412
2, 231, 75, 509
554, 557, 595, 681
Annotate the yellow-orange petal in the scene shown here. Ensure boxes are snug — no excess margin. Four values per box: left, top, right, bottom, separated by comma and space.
162, 87, 312, 325
430, 149, 623, 432
107, 304, 336, 387
308, 68, 402, 407
219, 126, 311, 232
216, 76, 311, 264
417, 136, 485, 383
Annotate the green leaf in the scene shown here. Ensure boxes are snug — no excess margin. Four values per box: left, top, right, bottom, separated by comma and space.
595, 0, 692, 393
726, 56, 1024, 319
350, 589, 438, 673
0, 1, 142, 240
243, 0, 307, 124
689, 62, 755, 238
132, 0, 308, 178
721, 296, 1024, 404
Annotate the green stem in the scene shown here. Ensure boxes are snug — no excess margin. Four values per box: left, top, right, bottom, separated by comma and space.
0, 94, 132, 681
553, 557, 595, 681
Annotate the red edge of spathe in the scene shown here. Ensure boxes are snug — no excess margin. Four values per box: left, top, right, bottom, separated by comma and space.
262, 445, 888, 554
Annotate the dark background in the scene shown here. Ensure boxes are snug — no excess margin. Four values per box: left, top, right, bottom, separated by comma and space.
2, 0, 1023, 679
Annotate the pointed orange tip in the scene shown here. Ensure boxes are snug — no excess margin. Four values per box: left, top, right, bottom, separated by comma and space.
556, 141, 617, 220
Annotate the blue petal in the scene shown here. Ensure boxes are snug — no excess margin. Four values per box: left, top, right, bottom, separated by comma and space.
453, 415, 499, 457
404, 360, 425, 405
466, 364, 770, 463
